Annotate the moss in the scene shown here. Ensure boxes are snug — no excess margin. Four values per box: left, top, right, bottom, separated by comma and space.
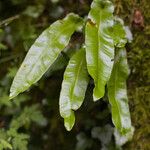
113, 0, 150, 149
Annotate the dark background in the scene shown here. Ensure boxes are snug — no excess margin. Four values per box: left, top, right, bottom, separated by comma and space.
0, 0, 149, 149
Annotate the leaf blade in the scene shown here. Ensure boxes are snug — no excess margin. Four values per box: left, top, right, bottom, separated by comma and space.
108, 47, 132, 134
59, 48, 89, 131
113, 17, 127, 48
10, 13, 83, 99
85, 0, 114, 101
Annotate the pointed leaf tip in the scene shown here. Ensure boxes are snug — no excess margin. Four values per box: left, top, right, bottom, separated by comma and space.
64, 111, 75, 131
9, 91, 17, 100
59, 48, 89, 131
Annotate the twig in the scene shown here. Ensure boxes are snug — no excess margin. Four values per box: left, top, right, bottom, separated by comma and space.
0, 15, 20, 27
0, 53, 22, 64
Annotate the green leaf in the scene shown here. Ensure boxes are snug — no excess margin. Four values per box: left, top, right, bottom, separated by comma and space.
0, 139, 12, 150
59, 48, 89, 131
64, 111, 75, 131
114, 127, 134, 146
7, 129, 29, 150
113, 17, 127, 48
10, 13, 84, 99
85, 0, 114, 101
10, 105, 46, 129
12, 133, 29, 150
107, 47, 132, 134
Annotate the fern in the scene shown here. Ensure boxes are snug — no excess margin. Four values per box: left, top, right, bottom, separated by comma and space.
9, 0, 133, 143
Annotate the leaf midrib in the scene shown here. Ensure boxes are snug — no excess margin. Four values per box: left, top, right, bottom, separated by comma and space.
12, 23, 75, 97
111, 57, 122, 130
70, 56, 84, 109
27, 23, 75, 82
96, 10, 102, 92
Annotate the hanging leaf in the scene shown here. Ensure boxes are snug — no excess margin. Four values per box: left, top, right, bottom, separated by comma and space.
59, 48, 89, 131
113, 17, 127, 48
108, 17, 132, 135
10, 13, 84, 99
107, 47, 132, 134
85, 0, 114, 101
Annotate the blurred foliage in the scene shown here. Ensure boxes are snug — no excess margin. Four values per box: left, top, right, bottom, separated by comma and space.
0, 0, 149, 149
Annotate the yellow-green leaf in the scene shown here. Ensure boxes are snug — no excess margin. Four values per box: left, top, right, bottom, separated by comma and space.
0, 139, 12, 150
59, 48, 89, 131
10, 13, 83, 99
108, 47, 132, 134
113, 17, 127, 48
85, 0, 114, 101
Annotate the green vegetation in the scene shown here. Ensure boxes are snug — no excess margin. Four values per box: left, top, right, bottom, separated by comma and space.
0, 0, 149, 149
